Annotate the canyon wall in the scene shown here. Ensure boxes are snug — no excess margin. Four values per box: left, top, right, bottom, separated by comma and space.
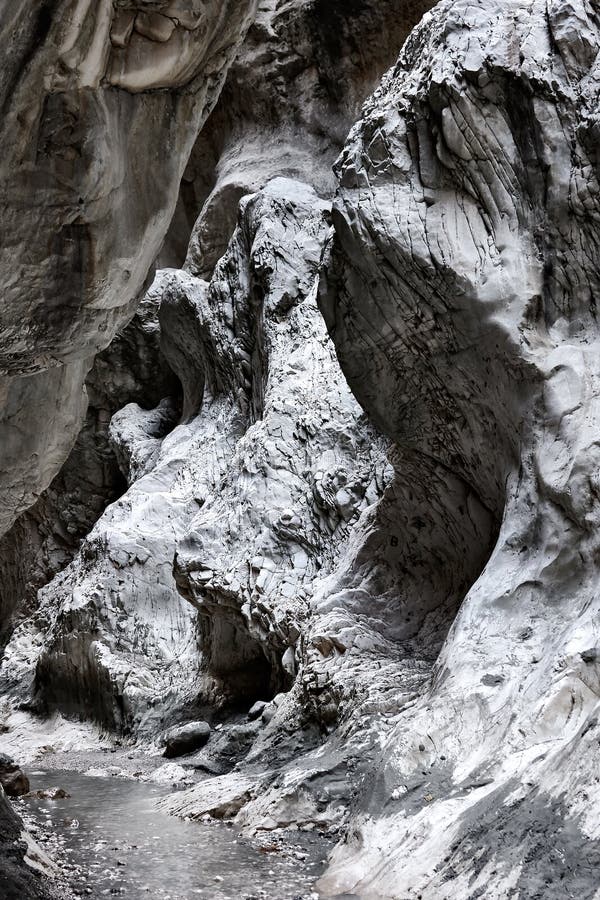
0, 1, 256, 893
318, 1, 600, 896
0, 0, 257, 537
3, 1, 600, 899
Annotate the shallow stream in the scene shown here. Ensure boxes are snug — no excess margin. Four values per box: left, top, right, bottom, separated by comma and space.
20, 769, 326, 899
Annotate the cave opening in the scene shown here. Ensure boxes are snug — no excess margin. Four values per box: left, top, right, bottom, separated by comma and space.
199, 609, 291, 712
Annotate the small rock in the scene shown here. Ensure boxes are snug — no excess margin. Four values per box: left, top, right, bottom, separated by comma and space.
261, 704, 276, 725
26, 787, 70, 800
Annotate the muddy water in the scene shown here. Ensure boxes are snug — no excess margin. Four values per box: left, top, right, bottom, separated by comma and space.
21, 769, 327, 899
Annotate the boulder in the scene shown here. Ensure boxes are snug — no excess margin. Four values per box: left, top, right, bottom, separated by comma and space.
163, 721, 211, 758
247, 701, 268, 722
0, 756, 29, 798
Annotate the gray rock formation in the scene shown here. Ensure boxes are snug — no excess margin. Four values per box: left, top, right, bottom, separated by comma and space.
0, 283, 178, 655
162, 0, 434, 273
170, 178, 388, 710
0, 755, 30, 798
4, 0, 600, 898
1, 178, 386, 742
0, 786, 55, 900
316, 0, 600, 896
0, 0, 256, 536
0, 5, 256, 894
163, 720, 210, 758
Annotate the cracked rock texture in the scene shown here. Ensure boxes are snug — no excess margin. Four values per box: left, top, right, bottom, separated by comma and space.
0, 274, 199, 733
1, 179, 387, 741
0, 0, 256, 536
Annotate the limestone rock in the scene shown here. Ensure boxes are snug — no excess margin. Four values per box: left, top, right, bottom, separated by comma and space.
5, 1, 600, 897
0, 278, 178, 656
247, 700, 268, 722
169, 178, 388, 708
163, 721, 210, 758
162, 772, 260, 821
163, 0, 434, 273
0, 362, 92, 538
317, 1, 600, 896
0, 0, 257, 537
0, 178, 387, 740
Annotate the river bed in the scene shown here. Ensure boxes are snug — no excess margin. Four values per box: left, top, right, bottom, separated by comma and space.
17, 768, 328, 899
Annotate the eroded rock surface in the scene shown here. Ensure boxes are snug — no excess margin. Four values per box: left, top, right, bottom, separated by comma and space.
1, 179, 387, 743
317, 1, 600, 896
0, 0, 256, 536
0, 282, 178, 656
0, 787, 55, 900
4, 1, 600, 898
0, 7, 256, 888
162, 0, 434, 272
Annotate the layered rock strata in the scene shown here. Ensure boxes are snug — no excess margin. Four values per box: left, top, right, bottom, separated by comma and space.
1, 275, 197, 732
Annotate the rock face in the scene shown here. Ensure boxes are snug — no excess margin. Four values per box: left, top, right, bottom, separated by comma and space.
2, 178, 387, 740
170, 178, 387, 710
162, 0, 434, 273
1, 339, 201, 734
0, 5, 255, 893
317, 0, 600, 896
0, 787, 53, 900
4, 1, 600, 898
0, 284, 178, 656
0, 0, 256, 536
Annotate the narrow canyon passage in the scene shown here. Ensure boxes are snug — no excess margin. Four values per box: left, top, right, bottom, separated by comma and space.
2, 2, 600, 900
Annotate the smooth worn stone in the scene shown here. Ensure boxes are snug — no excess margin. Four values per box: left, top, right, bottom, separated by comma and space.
0, 0, 257, 538
317, 0, 600, 897
134, 12, 177, 43
0, 769, 30, 798
3, 1, 599, 898
247, 701, 268, 722
163, 721, 211, 758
